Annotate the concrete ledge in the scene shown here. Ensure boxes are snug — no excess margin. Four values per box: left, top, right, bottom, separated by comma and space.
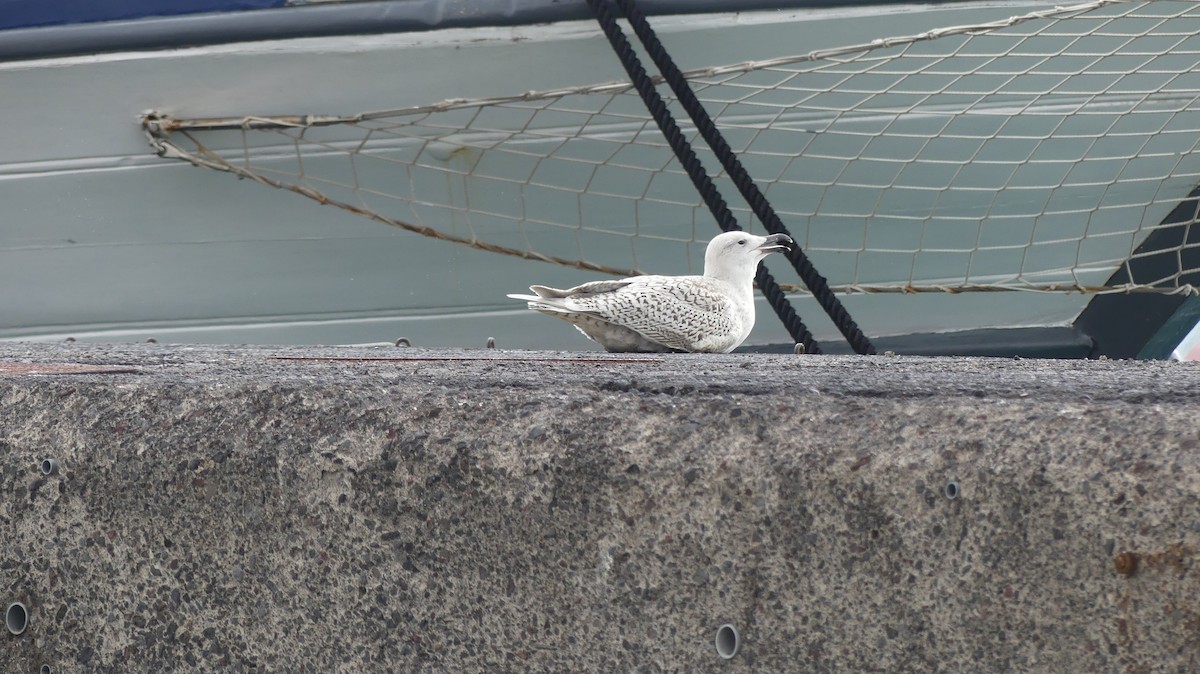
2, 343, 1199, 672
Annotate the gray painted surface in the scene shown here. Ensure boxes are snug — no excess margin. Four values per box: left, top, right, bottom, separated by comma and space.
0, 2, 1094, 349
2, 342, 1199, 671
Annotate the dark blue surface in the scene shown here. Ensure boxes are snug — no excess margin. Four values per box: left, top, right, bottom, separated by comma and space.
0, 0, 287, 31
0, 1, 972, 61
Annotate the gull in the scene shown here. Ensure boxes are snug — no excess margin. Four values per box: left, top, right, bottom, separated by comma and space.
508, 231, 792, 352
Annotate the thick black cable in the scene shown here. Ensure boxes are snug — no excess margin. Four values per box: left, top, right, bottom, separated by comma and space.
603, 0, 877, 355
586, 0, 820, 352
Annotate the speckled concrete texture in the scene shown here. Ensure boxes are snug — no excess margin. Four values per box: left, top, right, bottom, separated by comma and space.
2, 343, 1199, 673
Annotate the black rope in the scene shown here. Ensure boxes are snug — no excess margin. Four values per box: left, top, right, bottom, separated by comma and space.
590, 0, 877, 355
586, 0, 820, 353
613, 0, 875, 355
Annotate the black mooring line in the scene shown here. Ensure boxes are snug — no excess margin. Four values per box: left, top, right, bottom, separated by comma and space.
586, 0, 822, 353
589, 0, 877, 354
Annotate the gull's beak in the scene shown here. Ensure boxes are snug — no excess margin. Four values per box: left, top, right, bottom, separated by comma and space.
755, 233, 793, 254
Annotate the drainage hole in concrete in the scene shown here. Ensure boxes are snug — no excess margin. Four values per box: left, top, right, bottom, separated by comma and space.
944, 480, 960, 500
715, 623, 740, 659
6, 602, 28, 635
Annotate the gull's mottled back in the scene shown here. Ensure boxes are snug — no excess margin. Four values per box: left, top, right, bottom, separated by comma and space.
507, 232, 792, 352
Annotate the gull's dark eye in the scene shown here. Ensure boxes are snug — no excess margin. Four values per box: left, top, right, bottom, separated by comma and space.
738, 239, 747, 246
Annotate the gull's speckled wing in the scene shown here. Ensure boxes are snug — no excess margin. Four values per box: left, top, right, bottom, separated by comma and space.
559, 275, 738, 352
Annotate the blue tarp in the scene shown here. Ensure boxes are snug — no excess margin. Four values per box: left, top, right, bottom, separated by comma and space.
0, 0, 958, 60
0, 0, 287, 31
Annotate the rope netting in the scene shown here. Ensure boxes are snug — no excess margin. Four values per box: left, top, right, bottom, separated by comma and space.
144, 0, 1200, 296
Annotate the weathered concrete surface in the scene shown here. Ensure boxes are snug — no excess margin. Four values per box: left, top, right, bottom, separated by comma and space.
1, 343, 1199, 673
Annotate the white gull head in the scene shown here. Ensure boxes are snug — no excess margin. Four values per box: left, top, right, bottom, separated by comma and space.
703, 231, 793, 284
